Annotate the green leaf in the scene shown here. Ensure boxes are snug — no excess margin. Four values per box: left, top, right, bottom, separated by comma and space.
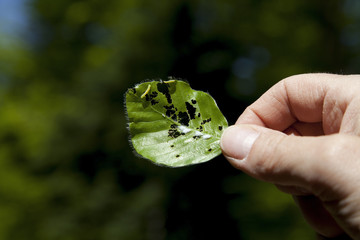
125, 79, 228, 167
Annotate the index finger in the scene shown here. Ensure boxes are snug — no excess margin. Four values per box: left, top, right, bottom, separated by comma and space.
237, 73, 344, 131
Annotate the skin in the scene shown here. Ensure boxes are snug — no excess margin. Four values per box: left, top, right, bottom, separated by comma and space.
220, 74, 360, 239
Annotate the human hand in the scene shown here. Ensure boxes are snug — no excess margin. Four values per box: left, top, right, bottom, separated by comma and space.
220, 74, 360, 239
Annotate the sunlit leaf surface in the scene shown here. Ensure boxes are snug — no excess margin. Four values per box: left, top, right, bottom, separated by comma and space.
125, 79, 228, 167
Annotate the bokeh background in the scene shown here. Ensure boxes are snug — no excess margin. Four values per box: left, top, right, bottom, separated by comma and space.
1, 0, 360, 239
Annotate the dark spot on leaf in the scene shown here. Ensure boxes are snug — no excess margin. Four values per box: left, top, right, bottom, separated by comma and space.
145, 92, 158, 105
201, 118, 212, 125
157, 82, 172, 104
185, 101, 196, 120
218, 126, 223, 131
170, 145, 174, 148
176, 155, 180, 158
171, 114, 177, 121
201, 118, 211, 125
168, 129, 181, 138
196, 126, 203, 132
191, 99, 197, 104
168, 124, 181, 138
157, 82, 168, 93
166, 109, 176, 117
178, 111, 190, 126
198, 113, 201, 118
208, 148, 212, 152
193, 135, 201, 140
164, 104, 177, 119
164, 104, 175, 110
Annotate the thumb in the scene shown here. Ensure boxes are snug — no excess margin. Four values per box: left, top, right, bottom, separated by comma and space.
220, 124, 359, 199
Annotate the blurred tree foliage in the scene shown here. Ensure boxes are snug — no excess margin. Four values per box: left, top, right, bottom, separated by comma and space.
0, 0, 359, 239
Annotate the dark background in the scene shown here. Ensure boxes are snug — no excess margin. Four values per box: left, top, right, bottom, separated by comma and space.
0, 0, 360, 239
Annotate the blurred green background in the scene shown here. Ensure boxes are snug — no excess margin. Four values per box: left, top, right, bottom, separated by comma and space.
0, 0, 359, 239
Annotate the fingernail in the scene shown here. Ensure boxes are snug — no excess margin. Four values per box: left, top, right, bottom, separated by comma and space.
220, 125, 260, 160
